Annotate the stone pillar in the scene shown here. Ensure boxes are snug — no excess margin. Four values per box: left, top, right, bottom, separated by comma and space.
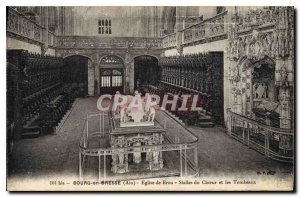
176, 31, 183, 56
278, 87, 293, 154
41, 7, 49, 55
124, 52, 133, 94
63, 7, 74, 35
128, 61, 135, 94
241, 68, 247, 116
278, 87, 291, 129
275, 57, 293, 130
87, 61, 95, 96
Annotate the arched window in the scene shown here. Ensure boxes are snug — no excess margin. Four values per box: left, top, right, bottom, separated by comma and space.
100, 56, 123, 64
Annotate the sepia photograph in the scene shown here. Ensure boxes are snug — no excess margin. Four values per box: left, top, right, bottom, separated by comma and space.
5, 3, 295, 191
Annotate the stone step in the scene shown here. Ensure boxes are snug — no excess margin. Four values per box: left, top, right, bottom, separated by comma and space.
197, 121, 215, 128
54, 99, 79, 133
198, 116, 213, 122
21, 129, 40, 138
174, 117, 184, 124
166, 110, 185, 125
22, 115, 40, 138
55, 110, 70, 133
197, 113, 214, 127
171, 113, 184, 123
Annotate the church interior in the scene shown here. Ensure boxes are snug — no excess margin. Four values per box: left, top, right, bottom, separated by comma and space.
6, 6, 294, 184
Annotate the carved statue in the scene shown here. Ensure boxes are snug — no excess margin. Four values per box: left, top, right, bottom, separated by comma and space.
279, 66, 289, 87
117, 152, 125, 166
133, 141, 142, 164
147, 106, 156, 122
117, 90, 156, 126
111, 136, 128, 173
120, 106, 126, 122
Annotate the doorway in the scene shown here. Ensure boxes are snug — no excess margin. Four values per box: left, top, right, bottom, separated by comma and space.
99, 55, 124, 95
63, 55, 89, 96
210, 52, 224, 125
134, 55, 160, 91
100, 68, 123, 95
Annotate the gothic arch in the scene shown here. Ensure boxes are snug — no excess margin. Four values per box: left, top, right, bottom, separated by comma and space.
252, 55, 276, 67
131, 54, 159, 62
63, 55, 95, 96
99, 54, 125, 65
237, 55, 275, 73
63, 54, 94, 63
133, 55, 160, 91
235, 55, 277, 116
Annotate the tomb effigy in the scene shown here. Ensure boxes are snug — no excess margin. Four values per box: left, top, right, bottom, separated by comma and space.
79, 90, 199, 179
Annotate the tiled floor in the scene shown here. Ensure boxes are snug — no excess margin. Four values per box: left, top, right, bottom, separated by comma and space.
8, 97, 293, 180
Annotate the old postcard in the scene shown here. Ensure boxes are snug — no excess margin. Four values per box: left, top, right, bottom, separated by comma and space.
6, 6, 294, 191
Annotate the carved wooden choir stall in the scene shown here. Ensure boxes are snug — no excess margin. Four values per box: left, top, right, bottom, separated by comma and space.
142, 52, 224, 127
7, 50, 82, 139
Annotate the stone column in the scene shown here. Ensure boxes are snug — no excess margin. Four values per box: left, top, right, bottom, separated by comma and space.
123, 64, 129, 95
41, 7, 49, 55
87, 61, 95, 96
124, 52, 133, 94
278, 88, 291, 129
128, 61, 135, 94
275, 59, 293, 127
278, 87, 293, 154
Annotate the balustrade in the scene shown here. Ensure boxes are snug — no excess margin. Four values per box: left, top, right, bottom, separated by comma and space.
227, 109, 294, 163
7, 7, 57, 47
56, 36, 162, 49
181, 11, 227, 45
162, 33, 177, 48
156, 10, 229, 49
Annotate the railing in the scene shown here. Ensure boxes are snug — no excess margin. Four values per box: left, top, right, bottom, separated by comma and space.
161, 11, 228, 49
162, 33, 177, 49
227, 109, 294, 163
181, 11, 228, 45
7, 7, 162, 51
7, 7, 227, 51
57, 36, 162, 49
79, 109, 199, 180
7, 7, 43, 44
7, 7, 57, 47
